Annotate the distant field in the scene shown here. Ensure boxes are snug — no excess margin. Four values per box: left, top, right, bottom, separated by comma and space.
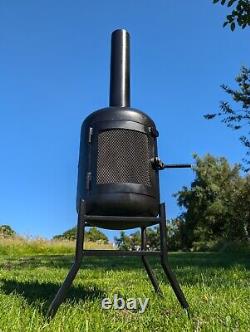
0, 238, 249, 331
0, 237, 112, 256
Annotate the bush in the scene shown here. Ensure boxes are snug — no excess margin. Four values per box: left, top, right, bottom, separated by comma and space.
217, 240, 250, 253
191, 239, 250, 253
0, 225, 16, 238
191, 240, 220, 252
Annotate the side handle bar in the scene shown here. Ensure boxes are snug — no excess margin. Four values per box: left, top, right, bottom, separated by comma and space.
151, 157, 192, 170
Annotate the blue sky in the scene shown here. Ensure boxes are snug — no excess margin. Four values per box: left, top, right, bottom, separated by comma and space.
1, 1, 249, 240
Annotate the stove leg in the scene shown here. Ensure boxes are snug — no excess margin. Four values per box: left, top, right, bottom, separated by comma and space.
47, 201, 85, 318
141, 227, 163, 295
159, 203, 189, 311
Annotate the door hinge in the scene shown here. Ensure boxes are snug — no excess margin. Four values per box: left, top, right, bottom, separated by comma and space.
86, 172, 92, 191
88, 127, 93, 143
149, 126, 159, 138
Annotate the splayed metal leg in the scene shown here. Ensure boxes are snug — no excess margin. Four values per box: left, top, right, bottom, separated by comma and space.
141, 226, 163, 295
47, 201, 85, 318
159, 203, 189, 310
47, 201, 189, 318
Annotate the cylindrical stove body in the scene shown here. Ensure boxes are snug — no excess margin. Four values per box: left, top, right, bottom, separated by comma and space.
76, 107, 160, 227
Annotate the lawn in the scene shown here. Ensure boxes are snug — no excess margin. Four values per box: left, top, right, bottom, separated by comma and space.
0, 239, 249, 331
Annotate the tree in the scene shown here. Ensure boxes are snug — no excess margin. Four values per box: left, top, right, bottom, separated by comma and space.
87, 227, 108, 244
167, 217, 187, 251
114, 226, 178, 251
0, 225, 16, 238
53, 227, 77, 240
146, 227, 160, 250
213, 0, 250, 31
53, 226, 108, 243
114, 231, 134, 250
174, 154, 248, 249
210, 2, 250, 169
115, 230, 147, 251
231, 173, 250, 238
205, 66, 250, 171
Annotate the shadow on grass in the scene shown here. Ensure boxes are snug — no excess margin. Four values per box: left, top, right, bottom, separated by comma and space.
0, 255, 142, 271
0, 252, 249, 314
1, 252, 249, 271
0, 278, 105, 315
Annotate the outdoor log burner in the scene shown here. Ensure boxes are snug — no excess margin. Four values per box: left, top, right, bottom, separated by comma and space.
47, 29, 190, 317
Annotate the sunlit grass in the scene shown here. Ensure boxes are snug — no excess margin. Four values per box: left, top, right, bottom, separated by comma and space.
0, 236, 113, 256
0, 238, 249, 331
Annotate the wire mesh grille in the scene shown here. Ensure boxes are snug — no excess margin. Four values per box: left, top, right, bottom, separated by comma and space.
96, 129, 151, 186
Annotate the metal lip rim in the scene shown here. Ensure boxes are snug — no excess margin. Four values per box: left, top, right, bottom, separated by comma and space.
82, 107, 157, 128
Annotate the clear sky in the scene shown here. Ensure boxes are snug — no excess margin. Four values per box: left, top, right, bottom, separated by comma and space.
1, 1, 249, 240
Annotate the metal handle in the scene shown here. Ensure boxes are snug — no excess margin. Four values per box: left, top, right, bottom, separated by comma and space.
162, 164, 192, 169
151, 157, 192, 170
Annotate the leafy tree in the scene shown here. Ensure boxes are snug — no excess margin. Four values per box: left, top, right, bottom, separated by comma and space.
115, 230, 148, 251
53, 227, 76, 240
167, 217, 186, 251
114, 231, 133, 250
87, 227, 108, 244
211, 2, 250, 169
205, 66, 250, 171
0, 225, 16, 238
53, 226, 108, 243
213, 0, 250, 30
231, 173, 250, 238
115, 226, 178, 251
146, 227, 160, 250
175, 154, 248, 248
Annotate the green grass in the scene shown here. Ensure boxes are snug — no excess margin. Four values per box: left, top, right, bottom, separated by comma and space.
0, 239, 249, 331
0, 237, 112, 256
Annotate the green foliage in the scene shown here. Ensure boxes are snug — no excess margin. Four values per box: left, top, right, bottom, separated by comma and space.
191, 240, 222, 252
114, 225, 180, 251
87, 227, 109, 244
0, 225, 16, 238
175, 154, 250, 249
205, 67, 250, 171
114, 230, 140, 250
146, 227, 161, 250
212, 0, 250, 30
192, 239, 250, 252
53, 227, 77, 240
53, 227, 108, 244
167, 217, 186, 251
217, 239, 250, 252
114, 227, 163, 251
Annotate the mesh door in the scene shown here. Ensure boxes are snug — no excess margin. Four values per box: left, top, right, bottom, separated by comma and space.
96, 129, 151, 186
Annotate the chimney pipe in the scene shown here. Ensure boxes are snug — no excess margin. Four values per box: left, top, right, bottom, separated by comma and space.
109, 29, 130, 107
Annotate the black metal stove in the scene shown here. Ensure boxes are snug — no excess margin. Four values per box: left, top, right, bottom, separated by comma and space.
77, 29, 160, 226
47, 29, 190, 318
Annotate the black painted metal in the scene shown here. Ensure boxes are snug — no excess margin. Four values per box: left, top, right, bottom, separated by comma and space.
76, 29, 160, 226
141, 227, 163, 295
76, 108, 160, 222
47, 201, 85, 318
84, 214, 159, 230
83, 250, 160, 257
151, 157, 192, 171
47, 29, 191, 318
159, 204, 189, 310
47, 201, 189, 318
163, 164, 191, 169
109, 29, 130, 107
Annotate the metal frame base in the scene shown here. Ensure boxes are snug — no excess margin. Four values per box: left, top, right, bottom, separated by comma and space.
47, 201, 189, 318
